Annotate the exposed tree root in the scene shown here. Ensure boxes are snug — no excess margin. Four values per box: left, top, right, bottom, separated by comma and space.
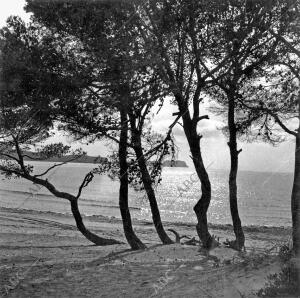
223, 239, 245, 251
182, 237, 200, 246
167, 229, 189, 243
167, 229, 222, 248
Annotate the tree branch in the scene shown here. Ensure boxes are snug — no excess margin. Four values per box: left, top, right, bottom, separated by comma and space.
12, 136, 27, 173
197, 115, 209, 122
17, 171, 75, 202
144, 113, 182, 158
0, 153, 20, 163
269, 29, 300, 59
237, 96, 297, 137
34, 154, 85, 178
138, 101, 152, 132
76, 172, 94, 199
272, 112, 297, 137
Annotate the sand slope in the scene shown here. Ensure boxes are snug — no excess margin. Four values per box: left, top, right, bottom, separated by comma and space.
0, 208, 295, 297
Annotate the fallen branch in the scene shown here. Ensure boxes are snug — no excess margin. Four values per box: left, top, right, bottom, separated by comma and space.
168, 229, 190, 243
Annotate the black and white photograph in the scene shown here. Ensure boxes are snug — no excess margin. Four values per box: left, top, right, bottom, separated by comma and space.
0, 0, 300, 297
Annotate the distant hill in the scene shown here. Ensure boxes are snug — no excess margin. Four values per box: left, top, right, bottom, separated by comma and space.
2, 151, 107, 164
162, 160, 188, 167
2, 151, 187, 167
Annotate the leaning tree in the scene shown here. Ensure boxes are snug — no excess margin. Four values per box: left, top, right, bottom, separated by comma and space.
136, 0, 231, 249
0, 17, 121, 246
138, 0, 292, 250
19, 1, 147, 250
25, 0, 180, 247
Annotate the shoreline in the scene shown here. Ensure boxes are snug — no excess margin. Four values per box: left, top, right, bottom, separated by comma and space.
0, 205, 295, 297
0, 206, 292, 233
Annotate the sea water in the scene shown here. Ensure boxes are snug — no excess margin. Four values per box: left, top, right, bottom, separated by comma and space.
0, 161, 293, 227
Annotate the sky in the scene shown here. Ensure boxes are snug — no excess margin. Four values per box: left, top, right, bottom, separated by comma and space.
0, 1, 296, 173
0, 1, 30, 27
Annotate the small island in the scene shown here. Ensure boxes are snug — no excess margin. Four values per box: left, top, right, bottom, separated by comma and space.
162, 160, 188, 167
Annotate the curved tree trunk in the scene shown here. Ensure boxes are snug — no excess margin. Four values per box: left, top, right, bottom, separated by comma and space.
132, 132, 173, 244
189, 137, 213, 249
181, 111, 213, 249
291, 129, 300, 290
70, 200, 121, 245
228, 95, 245, 250
119, 107, 146, 250
20, 170, 122, 246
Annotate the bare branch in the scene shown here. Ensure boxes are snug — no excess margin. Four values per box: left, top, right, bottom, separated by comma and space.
197, 115, 209, 122
144, 113, 182, 158
22, 154, 44, 160
12, 136, 27, 173
138, 101, 152, 132
0, 165, 75, 202
272, 113, 298, 137
34, 154, 85, 178
76, 172, 94, 199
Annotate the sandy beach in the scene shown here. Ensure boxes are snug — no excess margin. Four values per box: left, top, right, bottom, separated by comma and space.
0, 207, 295, 297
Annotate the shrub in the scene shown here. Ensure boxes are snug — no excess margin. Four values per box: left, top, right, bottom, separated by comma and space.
257, 244, 298, 297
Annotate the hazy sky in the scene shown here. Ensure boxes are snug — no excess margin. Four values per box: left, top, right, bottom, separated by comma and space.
0, 1, 296, 173
0, 1, 30, 27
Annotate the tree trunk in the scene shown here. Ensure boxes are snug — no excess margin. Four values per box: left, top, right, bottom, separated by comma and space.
119, 107, 146, 250
291, 130, 300, 290
22, 169, 122, 246
227, 95, 245, 250
70, 200, 121, 245
180, 110, 213, 249
132, 132, 173, 244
